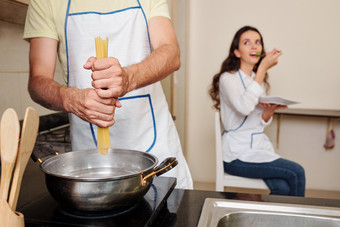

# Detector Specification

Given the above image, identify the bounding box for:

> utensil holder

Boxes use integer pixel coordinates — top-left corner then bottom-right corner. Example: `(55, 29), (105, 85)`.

(0, 199), (24, 227)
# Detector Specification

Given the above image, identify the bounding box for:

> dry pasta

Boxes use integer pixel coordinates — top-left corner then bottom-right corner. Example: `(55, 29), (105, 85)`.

(94, 37), (110, 155)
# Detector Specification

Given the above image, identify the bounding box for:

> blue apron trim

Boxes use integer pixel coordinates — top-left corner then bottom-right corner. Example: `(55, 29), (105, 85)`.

(237, 70), (246, 89)
(224, 116), (248, 134)
(136, 0), (151, 50)
(250, 132), (264, 148)
(68, 6), (141, 16)
(89, 122), (97, 146)
(224, 70), (249, 134)
(89, 94), (157, 153)
(65, 0), (72, 84)
(151, 184), (157, 211)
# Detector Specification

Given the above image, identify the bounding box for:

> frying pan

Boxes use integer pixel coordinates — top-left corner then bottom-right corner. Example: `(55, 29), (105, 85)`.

(33, 148), (177, 212)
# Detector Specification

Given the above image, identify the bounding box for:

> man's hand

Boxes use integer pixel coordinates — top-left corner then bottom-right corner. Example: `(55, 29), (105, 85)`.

(62, 87), (118, 128)
(83, 57), (130, 100)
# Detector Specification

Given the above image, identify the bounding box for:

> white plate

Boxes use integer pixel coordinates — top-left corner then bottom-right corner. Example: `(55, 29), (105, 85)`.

(259, 96), (299, 106)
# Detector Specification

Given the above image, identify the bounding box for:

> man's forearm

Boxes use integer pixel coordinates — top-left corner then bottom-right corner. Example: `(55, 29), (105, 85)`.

(28, 75), (68, 111)
(124, 43), (180, 93)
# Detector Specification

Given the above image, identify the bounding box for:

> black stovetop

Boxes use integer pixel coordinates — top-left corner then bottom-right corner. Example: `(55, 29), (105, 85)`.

(18, 177), (177, 227)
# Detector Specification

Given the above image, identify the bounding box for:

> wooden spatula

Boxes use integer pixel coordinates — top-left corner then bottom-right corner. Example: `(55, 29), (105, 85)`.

(8, 107), (39, 210)
(0, 108), (20, 202)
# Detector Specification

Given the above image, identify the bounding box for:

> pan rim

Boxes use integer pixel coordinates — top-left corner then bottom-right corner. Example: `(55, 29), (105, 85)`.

(40, 149), (158, 181)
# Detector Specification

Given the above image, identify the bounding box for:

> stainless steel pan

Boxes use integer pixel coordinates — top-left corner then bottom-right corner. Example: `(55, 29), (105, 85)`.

(35, 148), (177, 212)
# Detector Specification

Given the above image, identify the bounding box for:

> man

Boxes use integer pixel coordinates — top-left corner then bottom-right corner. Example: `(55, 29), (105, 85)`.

(24, 0), (193, 189)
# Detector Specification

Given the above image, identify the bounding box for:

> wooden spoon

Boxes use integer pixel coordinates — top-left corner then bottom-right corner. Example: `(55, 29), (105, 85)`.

(8, 107), (39, 210)
(0, 108), (20, 202)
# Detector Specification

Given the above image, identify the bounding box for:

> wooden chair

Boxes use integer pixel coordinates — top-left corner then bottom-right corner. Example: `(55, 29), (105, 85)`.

(215, 111), (269, 192)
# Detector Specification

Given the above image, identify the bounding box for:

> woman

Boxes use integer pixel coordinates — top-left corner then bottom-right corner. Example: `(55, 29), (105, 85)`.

(209, 26), (305, 196)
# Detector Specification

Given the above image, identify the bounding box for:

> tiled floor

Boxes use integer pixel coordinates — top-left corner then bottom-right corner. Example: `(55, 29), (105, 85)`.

(194, 181), (340, 200)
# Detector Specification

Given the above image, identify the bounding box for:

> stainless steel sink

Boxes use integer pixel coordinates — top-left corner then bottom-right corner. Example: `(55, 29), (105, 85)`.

(197, 198), (340, 227)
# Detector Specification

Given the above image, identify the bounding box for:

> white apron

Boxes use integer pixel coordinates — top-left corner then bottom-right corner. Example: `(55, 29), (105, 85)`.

(222, 70), (280, 163)
(65, 0), (192, 189)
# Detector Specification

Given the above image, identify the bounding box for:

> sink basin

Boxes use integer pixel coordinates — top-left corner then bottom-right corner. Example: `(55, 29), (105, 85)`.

(197, 198), (340, 227)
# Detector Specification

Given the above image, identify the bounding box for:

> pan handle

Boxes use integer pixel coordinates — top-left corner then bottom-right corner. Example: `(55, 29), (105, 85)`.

(141, 157), (178, 186)
(31, 142), (60, 164)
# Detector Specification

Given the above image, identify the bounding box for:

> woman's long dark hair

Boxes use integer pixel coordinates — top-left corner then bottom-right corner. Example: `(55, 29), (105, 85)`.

(209, 26), (270, 110)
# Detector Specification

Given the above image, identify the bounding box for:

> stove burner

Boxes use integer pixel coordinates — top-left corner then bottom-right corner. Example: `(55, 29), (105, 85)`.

(37, 125), (71, 143)
(58, 203), (140, 219)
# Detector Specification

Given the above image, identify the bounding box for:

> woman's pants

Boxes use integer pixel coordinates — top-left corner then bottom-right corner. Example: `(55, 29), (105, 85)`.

(224, 158), (305, 196)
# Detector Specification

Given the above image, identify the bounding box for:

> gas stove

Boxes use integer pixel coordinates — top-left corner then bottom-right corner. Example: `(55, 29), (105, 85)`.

(36, 124), (70, 143)
(18, 177), (177, 227)
(35, 112), (70, 144)
(33, 113), (72, 159)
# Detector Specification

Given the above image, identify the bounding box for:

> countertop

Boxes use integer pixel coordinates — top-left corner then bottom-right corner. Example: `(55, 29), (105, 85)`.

(14, 112), (340, 226)
(163, 189), (340, 227)
(16, 158), (340, 227)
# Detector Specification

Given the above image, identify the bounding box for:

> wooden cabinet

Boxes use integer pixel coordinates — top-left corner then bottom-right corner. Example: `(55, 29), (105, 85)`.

(5, 0), (29, 6)
(0, 0), (28, 25)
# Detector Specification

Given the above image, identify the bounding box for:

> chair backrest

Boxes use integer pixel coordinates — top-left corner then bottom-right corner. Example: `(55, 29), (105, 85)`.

(215, 111), (224, 190)
(214, 111), (269, 192)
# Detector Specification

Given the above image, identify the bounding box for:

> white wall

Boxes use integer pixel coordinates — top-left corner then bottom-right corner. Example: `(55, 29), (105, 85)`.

(0, 20), (64, 120)
(185, 0), (340, 191)
(266, 116), (340, 191)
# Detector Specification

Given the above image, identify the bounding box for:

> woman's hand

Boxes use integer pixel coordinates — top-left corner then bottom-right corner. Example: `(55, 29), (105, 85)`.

(259, 49), (283, 71)
(254, 49), (282, 85)
(259, 102), (288, 122)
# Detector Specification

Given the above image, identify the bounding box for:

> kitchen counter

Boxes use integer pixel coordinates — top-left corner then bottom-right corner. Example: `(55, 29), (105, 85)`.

(17, 158), (340, 227)
(14, 112), (340, 226)
(163, 189), (340, 227)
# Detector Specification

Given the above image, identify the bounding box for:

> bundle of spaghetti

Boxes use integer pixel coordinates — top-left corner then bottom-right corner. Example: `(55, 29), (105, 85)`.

(95, 37), (110, 155)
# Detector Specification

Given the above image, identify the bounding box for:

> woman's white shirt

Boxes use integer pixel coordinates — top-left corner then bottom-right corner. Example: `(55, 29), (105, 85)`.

(219, 70), (280, 163)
